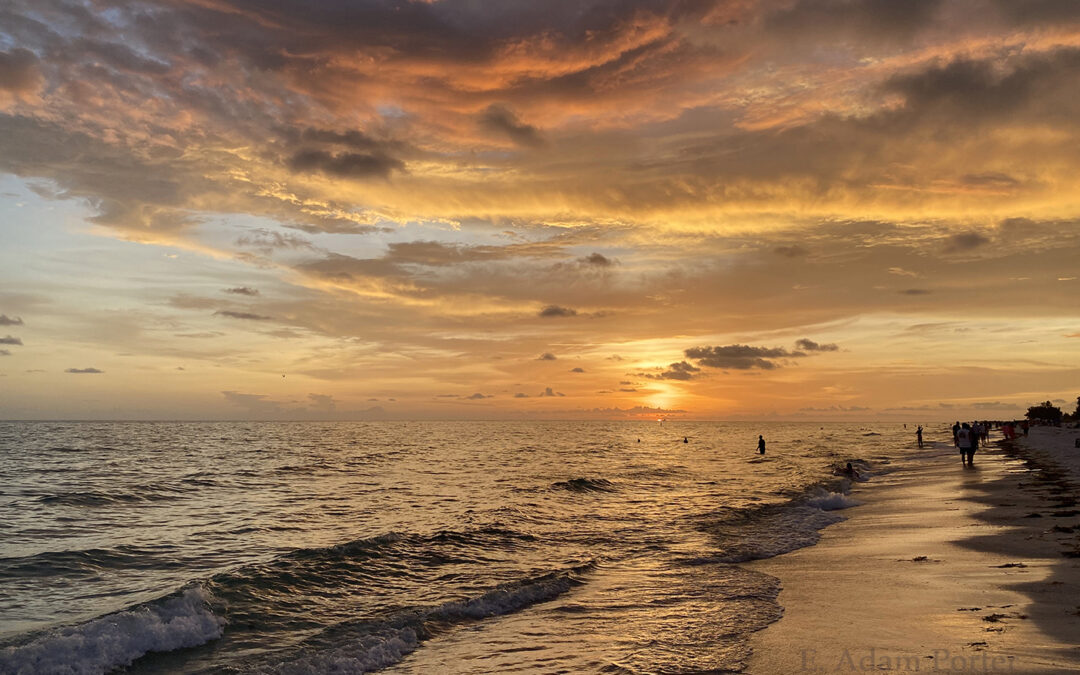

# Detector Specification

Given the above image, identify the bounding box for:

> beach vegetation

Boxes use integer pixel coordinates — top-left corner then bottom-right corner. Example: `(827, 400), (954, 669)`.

(1025, 400), (1063, 424)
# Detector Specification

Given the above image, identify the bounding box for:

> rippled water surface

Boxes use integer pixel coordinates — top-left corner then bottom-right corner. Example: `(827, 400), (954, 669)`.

(0, 421), (908, 673)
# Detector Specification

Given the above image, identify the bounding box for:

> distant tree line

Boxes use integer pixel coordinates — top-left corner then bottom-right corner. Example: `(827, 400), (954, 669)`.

(1026, 396), (1080, 424)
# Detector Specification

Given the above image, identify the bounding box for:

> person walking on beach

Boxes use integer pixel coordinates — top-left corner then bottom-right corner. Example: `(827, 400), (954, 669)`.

(967, 423), (979, 465)
(757, 435), (766, 455)
(952, 421), (961, 446)
(916, 425), (923, 448)
(957, 423), (974, 466)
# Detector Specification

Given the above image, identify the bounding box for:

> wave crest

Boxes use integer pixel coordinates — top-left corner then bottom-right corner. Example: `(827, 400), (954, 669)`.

(0, 587), (224, 675)
(265, 564), (591, 674)
(695, 479), (866, 563)
(551, 477), (616, 492)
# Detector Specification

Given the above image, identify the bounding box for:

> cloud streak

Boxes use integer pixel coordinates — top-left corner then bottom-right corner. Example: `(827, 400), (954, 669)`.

(685, 345), (800, 371)
(539, 305), (577, 318)
(214, 310), (272, 321)
(795, 339), (839, 352)
(481, 104), (545, 148)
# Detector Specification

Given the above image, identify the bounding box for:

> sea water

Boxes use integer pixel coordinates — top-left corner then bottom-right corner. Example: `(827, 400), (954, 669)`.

(0, 421), (903, 674)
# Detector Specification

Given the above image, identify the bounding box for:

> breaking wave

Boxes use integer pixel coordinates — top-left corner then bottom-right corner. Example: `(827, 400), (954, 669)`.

(264, 563), (590, 674)
(0, 587), (224, 675)
(693, 480), (864, 564)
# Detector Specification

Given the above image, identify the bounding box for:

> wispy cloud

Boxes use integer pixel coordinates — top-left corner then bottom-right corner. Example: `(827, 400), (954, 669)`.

(214, 310), (272, 321)
(539, 305), (577, 318)
(643, 361), (701, 380)
(795, 338), (839, 352)
(480, 104), (545, 148)
(685, 345), (799, 371)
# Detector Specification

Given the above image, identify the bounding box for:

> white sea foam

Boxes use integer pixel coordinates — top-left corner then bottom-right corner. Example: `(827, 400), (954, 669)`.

(0, 587), (224, 675)
(704, 485), (865, 564)
(264, 627), (420, 675)
(806, 490), (861, 511)
(433, 573), (573, 620)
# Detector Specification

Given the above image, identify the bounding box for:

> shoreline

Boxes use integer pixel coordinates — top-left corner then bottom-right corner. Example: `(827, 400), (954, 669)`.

(745, 427), (1080, 674)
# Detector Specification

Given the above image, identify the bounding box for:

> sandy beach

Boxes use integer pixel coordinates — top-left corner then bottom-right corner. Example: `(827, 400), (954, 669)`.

(747, 426), (1080, 674)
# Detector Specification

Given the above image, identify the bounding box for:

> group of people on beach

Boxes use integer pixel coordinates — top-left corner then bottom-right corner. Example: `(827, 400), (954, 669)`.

(943, 419), (1032, 466)
(911, 419), (1039, 467)
(946, 419), (1028, 465)
(952, 421), (986, 466)
(912, 420), (1022, 466)
(999, 420), (1029, 440)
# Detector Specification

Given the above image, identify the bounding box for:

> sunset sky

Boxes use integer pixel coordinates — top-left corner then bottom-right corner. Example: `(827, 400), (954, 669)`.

(1, 0), (1078, 420)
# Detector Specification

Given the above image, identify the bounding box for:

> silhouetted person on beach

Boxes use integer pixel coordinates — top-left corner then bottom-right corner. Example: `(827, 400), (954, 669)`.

(967, 423), (979, 465)
(757, 435), (766, 455)
(916, 425), (923, 448)
(957, 423), (974, 466)
(683, 436), (688, 443)
(952, 421), (961, 446)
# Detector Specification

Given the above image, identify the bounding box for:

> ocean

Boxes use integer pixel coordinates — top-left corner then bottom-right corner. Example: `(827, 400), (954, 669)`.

(0, 421), (904, 674)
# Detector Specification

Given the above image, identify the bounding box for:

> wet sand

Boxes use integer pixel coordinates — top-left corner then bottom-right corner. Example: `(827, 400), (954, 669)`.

(747, 427), (1080, 674)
